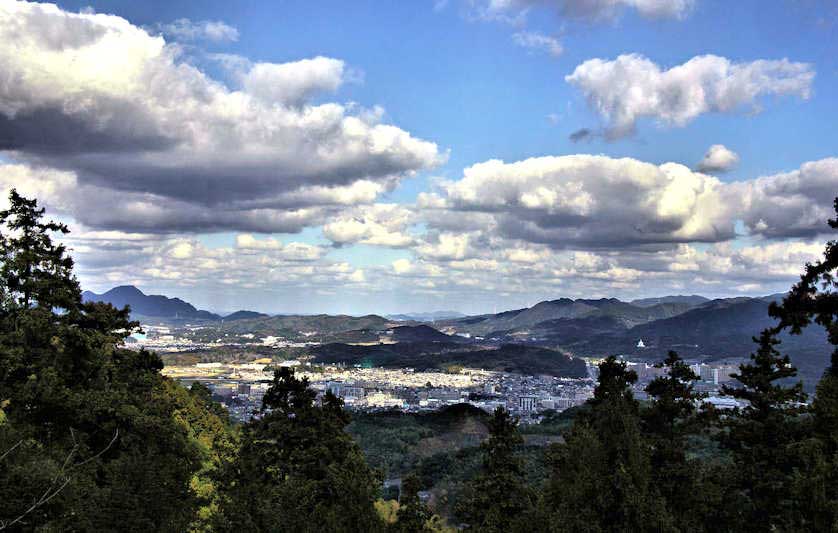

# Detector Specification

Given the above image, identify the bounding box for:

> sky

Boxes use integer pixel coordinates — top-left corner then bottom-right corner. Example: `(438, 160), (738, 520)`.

(1, 0), (837, 315)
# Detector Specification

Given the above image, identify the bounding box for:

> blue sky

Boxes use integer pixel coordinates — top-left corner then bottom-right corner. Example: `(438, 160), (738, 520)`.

(53, 0), (838, 182)
(2, 0), (837, 314)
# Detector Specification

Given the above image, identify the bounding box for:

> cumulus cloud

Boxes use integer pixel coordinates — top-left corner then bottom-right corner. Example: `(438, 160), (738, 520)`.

(566, 54), (814, 138)
(416, 233), (476, 261)
(58, 225), (364, 299)
(235, 234), (325, 261)
(422, 154), (735, 249)
(154, 18), (239, 42)
(388, 154), (838, 302)
(697, 144), (739, 173)
(0, 1), (442, 232)
(0, 163), (346, 233)
(512, 31), (563, 56)
(240, 57), (347, 106)
(322, 204), (416, 247)
(734, 158), (838, 238)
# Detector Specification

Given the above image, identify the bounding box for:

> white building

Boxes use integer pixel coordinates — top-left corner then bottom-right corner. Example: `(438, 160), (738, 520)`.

(519, 396), (538, 412)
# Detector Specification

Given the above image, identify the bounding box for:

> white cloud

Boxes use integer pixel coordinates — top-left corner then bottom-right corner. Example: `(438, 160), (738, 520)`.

(734, 158), (838, 238)
(241, 57), (346, 106)
(566, 54), (814, 137)
(416, 233), (474, 261)
(512, 31), (563, 56)
(392, 258), (414, 274)
(697, 144), (739, 173)
(0, 1), (442, 232)
(154, 18), (239, 42)
(322, 204), (415, 247)
(424, 154), (734, 248)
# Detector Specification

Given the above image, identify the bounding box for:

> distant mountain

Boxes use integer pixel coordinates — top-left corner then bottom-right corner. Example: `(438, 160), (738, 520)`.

(388, 311), (467, 321)
(82, 285), (220, 320)
(442, 297), (694, 336)
(433, 295), (831, 389)
(630, 295), (709, 308)
(223, 310), (269, 321)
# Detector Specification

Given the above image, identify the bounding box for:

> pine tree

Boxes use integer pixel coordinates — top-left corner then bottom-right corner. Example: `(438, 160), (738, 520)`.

(0, 190), (221, 531)
(542, 356), (673, 532)
(643, 351), (706, 530)
(765, 196), (838, 528)
(457, 407), (534, 533)
(391, 473), (432, 533)
(216, 367), (384, 533)
(720, 328), (807, 531)
(0, 188), (79, 311)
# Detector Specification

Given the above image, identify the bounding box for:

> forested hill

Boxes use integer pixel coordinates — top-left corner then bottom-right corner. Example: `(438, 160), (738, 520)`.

(311, 343), (588, 378)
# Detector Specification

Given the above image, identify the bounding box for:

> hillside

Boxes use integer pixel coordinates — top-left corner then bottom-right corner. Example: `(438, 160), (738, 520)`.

(427, 295), (831, 389)
(390, 324), (462, 343)
(200, 313), (393, 341)
(312, 342), (588, 377)
(525, 297), (831, 390)
(82, 285), (220, 320)
(223, 310), (269, 321)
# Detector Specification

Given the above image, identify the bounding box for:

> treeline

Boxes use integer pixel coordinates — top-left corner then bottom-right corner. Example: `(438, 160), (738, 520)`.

(1, 189), (837, 532)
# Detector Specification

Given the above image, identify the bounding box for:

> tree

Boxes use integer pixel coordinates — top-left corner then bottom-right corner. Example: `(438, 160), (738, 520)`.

(642, 351), (707, 530)
(765, 197), (838, 529)
(0, 190), (223, 531)
(719, 329), (808, 531)
(542, 356), (673, 532)
(216, 367), (384, 532)
(457, 407), (534, 533)
(391, 473), (432, 533)
(0, 189), (79, 311)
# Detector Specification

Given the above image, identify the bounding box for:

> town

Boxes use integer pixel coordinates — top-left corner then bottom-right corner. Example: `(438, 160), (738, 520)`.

(161, 356), (745, 423)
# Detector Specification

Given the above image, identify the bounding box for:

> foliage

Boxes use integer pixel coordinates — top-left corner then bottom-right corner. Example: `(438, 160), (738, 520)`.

(642, 351), (710, 531)
(4, 187), (838, 532)
(0, 190), (233, 531)
(541, 356), (673, 532)
(215, 367), (385, 532)
(763, 197), (838, 529)
(391, 473), (432, 532)
(457, 407), (535, 532)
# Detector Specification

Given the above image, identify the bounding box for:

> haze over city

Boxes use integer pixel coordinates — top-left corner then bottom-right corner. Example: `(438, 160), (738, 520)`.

(1, 0), (837, 315)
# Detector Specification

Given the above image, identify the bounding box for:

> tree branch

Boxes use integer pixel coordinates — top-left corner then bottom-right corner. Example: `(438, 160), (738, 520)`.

(0, 428), (119, 530)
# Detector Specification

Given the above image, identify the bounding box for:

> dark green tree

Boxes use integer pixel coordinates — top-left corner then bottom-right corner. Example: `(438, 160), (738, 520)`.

(391, 473), (432, 533)
(457, 407), (534, 533)
(542, 356), (673, 532)
(0, 190), (223, 531)
(765, 197), (838, 529)
(719, 329), (807, 531)
(0, 189), (79, 311)
(642, 351), (706, 530)
(216, 367), (384, 533)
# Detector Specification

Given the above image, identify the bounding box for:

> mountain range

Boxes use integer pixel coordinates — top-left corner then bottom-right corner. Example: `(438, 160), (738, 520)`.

(85, 285), (831, 389)
(439, 293), (829, 389)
